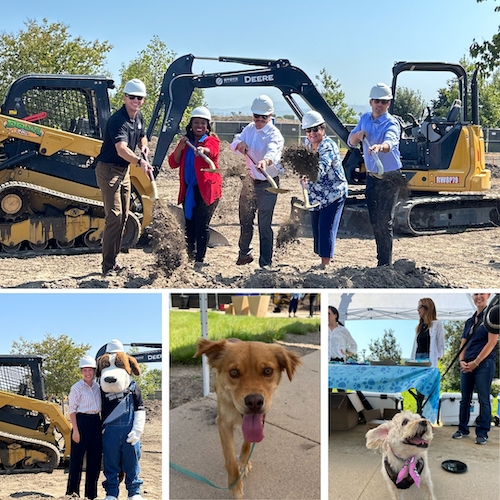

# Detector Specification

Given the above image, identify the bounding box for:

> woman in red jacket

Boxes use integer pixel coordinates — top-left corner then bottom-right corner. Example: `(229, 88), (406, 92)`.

(169, 107), (222, 263)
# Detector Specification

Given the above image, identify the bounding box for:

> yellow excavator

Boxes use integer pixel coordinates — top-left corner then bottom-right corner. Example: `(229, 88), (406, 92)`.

(0, 355), (72, 473)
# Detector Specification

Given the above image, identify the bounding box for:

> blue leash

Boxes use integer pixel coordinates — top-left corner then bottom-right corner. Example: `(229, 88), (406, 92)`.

(170, 442), (255, 490)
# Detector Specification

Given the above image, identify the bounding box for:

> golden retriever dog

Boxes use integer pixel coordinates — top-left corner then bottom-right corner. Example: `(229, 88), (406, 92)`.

(194, 338), (302, 499)
(365, 410), (435, 500)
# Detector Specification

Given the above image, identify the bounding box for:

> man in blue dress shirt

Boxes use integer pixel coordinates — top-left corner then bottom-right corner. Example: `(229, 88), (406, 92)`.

(348, 83), (403, 266)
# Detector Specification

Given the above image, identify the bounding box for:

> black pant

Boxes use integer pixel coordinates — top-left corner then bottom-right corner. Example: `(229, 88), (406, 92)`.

(365, 171), (402, 266)
(309, 293), (318, 316)
(183, 185), (219, 262)
(66, 413), (102, 499)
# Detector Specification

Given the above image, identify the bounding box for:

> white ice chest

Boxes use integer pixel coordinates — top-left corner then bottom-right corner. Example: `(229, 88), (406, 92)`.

(360, 391), (404, 411)
(440, 392), (493, 426)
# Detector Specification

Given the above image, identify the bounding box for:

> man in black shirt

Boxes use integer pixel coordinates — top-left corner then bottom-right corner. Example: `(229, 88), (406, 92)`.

(95, 78), (153, 276)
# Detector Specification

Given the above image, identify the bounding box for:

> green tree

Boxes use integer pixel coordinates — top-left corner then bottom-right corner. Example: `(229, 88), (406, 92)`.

(316, 68), (357, 124)
(431, 58), (500, 127)
(393, 86), (427, 123)
(439, 321), (464, 393)
(367, 329), (402, 363)
(470, 0), (500, 76)
(11, 334), (91, 401)
(127, 347), (162, 398)
(0, 18), (112, 101)
(113, 36), (204, 131)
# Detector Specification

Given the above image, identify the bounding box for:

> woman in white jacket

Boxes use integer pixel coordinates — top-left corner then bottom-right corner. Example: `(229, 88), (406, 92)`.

(329, 306), (357, 362)
(411, 297), (445, 414)
(411, 297), (445, 368)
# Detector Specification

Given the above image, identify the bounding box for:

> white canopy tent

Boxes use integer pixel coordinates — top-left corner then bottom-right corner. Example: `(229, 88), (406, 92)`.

(329, 292), (477, 322)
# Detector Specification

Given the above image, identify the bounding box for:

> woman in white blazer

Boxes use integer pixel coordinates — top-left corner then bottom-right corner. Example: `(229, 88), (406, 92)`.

(411, 297), (445, 414)
(411, 297), (445, 368)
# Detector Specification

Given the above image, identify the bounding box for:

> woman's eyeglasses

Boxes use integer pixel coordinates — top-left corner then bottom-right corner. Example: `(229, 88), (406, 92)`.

(306, 126), (322, 133)
(418, 305), (426, 310)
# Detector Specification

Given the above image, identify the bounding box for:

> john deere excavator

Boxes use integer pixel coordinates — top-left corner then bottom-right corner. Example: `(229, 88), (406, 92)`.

(148, 54), (499, 235)
(0, 75), (157, 253)
(0, 355), (71, 473)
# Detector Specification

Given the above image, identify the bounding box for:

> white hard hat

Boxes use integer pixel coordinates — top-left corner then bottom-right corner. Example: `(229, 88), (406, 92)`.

(79, 355), (97, 369)
(190, 106), (211, 121)
(123, 78), (147, 97)
(302, 110), (325, 129)
(106, 339), (124, 353)
(369, 83), (393, 100)
(251, 95), (274, 115)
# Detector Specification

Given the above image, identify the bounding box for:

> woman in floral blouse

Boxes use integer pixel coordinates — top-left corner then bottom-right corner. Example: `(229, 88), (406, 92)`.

(301, 110), (348, 267)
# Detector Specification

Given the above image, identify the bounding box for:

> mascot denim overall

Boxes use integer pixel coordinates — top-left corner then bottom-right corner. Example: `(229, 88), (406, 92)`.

(102, 382), (143, 497)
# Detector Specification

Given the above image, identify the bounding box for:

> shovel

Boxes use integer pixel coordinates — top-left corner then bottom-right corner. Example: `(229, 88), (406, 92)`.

(185, 140), (219, 173)
(293, 180), (320, 210)
(141, 151), (158, 200)
(245, 151), (290, 194)
(363, 137), (384, 175)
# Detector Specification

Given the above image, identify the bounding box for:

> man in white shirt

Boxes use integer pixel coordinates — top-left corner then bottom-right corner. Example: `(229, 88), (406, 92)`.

(231, 95), (284, 268)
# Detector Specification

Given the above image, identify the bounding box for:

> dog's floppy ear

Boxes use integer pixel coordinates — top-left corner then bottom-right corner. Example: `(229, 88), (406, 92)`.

(194, 338), (227, 368)
(272, 345), (302, 381)
(128, 355), (141, 376)
(365, 422), (392, 450)
(96, 354), (109, 378)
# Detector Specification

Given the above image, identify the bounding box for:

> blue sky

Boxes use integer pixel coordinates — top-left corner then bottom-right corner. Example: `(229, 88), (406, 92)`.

(1, 292), (163, 366)
(2, 0), (498, 113)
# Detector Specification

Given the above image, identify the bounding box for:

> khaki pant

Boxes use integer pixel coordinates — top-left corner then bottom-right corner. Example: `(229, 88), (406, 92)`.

(95, 161), (131, 273)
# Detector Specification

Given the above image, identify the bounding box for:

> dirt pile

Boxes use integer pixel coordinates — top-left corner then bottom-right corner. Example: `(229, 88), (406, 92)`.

(150, 200), (186, 276)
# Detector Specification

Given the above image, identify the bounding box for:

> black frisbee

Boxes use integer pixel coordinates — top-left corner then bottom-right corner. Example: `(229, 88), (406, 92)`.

(441, 460), (467, 473)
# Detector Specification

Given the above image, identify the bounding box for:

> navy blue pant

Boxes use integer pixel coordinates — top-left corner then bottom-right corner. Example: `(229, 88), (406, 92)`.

(310, 196), (346, 258)
(66, 413), (102, 499)
(459, 358), (495, 438)
(238, 176), (278, 267)
(365, 171), (402, 266)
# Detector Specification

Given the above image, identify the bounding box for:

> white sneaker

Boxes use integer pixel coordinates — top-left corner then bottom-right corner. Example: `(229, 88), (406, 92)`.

(128, 496), (147, 500)
(100, 497), (118, 500)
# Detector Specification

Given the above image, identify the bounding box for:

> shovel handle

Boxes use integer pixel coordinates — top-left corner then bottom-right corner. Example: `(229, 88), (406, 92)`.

(363, 137), (384, 175)
(141, 152), (158, 200)
(185, 140), (218, 172)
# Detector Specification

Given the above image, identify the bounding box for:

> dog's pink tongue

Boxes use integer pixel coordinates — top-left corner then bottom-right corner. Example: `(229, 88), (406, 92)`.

(412, 436), (428, 445)
(242, 414), (265, 443)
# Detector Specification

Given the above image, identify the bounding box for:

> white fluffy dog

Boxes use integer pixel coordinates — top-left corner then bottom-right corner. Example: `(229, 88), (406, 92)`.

(365, 411), (435, 500)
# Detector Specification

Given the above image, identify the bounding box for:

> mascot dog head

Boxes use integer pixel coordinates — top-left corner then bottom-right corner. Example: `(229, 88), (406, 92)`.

(97, 351), (141, 394)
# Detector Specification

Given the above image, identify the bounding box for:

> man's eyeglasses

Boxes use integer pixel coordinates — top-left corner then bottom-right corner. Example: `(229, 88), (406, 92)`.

(126, 94), (144, 101)
(372, 99), (390, 105)
(253, 114), (269, 119)
(306, 126), (322, 133)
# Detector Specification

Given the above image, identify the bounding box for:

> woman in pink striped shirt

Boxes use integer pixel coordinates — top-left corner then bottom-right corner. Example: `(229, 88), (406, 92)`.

(66, 355), (102, 499)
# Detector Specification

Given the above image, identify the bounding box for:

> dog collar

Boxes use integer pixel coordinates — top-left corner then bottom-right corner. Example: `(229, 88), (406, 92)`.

(384, 456), (424, 489)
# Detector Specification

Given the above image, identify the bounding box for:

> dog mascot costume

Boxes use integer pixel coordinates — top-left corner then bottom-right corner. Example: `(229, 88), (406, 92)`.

(97, 339), (146, 500)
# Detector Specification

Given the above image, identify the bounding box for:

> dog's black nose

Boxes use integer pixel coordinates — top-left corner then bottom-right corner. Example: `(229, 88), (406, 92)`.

(104, 376), (117, 383)
(245, 394), (264, 413)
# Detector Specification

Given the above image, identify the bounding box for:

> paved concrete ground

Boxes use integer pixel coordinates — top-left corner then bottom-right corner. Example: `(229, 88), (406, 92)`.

(329, 422), (500, 499)
(169, 350), (320, 499)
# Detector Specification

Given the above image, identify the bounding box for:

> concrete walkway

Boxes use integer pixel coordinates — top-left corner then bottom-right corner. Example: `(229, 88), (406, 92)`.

(329, 422), (500, 499)
(169, 350), (320, 500)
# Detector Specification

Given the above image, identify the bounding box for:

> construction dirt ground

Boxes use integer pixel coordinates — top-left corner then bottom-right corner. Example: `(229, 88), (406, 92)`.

(0, 142), (499, 289)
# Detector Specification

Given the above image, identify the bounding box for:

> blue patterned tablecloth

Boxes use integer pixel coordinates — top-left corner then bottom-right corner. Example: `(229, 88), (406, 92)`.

(328, 364), (441, 423)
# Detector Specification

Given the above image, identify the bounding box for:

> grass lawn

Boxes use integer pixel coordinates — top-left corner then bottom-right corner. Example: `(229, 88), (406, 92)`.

(170, 310), (320, 364)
